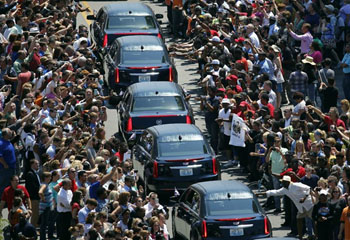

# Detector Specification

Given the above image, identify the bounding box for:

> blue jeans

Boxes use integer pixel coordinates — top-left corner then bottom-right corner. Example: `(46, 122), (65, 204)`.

(305, 217), (313, 236)
(40, 207), (54, 240)
(343, 73), (350, 100)
(271, 175), (281, 210)
(205, 118), (219, 154)
(308, 83), (316, 104)
(0, 168), (15, 198)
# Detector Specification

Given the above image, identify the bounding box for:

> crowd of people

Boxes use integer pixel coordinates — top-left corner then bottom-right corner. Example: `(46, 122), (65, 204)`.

(167, 0), (350, 239)
(0, 0), (350, 239)
(0, 0), (173, 239)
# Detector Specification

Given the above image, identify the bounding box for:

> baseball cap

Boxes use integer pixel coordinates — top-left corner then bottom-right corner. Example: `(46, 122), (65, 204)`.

(211, 59), (220, 65)
(222, 98), (230, 104)
(325, 4), (334, 12)
(210, 36), (221, 43)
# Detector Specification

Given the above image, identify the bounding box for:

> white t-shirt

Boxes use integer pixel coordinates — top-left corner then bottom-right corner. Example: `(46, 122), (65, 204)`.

(42, 79), (57, 96)
(268, 90), (277, 108)
(293, 100), (306, 119)
(218, 108), (231, 136)
(229, 114), (249, 147)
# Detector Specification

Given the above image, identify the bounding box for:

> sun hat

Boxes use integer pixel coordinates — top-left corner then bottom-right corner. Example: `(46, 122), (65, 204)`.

(302, 56), (316, 65)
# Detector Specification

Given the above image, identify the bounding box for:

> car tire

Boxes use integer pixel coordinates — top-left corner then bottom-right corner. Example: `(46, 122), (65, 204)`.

(172, 213), (182, 240)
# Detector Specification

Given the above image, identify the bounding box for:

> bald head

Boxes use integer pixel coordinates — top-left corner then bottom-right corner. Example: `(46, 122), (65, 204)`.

(2, 128), (13, 140)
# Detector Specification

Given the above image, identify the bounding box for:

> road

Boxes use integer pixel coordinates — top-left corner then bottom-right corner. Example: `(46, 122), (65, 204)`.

(76, 0), (292, 238)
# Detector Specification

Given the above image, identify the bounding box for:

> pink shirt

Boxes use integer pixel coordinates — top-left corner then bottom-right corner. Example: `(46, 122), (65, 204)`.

(308, 51), (322, 64)
(289, 31), (313, 54)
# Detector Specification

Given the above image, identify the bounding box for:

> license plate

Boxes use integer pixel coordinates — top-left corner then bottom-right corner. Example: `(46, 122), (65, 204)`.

(230, 228), (244, 236)
(139, 75), (150, 82)
(180, 168), (193, 176)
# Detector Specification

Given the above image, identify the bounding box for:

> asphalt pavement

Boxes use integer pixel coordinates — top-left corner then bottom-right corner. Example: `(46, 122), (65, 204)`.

(75, 0), (293, 238)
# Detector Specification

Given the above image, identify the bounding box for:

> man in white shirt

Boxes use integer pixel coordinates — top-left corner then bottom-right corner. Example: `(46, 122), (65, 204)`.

(143, 192), (166, 219)
(217, 98), (232, 164)
(264, 81), (277, 108)
(258, 176), (314, 240)
(292, 92), (306, 119)
(246, 24), (260, 48)
(57, 179), (73, 240)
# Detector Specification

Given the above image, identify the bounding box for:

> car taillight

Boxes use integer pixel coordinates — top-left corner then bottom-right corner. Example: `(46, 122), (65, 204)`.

(157, 33), (162, 38)
(103, 34), (108, 48)
(201, 220), (207, 238)
(169, 67), (173, 82)
(186, 115), (192, 124)
(264, 216), (270, 235)
(153, 161), (158, 178)
(126, 117), (132, 132)
(212, 157), (218, 174)
(115, 68), (120, 83)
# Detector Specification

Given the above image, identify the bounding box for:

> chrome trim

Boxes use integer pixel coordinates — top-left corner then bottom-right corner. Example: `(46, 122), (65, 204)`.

(169, 164), (202, 169)
(219, 224), (253, 229)
(129, 72), (159, 76)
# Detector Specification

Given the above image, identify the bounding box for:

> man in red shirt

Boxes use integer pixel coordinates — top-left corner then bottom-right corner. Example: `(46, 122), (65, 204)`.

(260, 93), (275, 117)
(280, 159), (306, 182)
(0, 175), (32, 217)
(54, 168), (78, 193)
(308, 105), (345, 132)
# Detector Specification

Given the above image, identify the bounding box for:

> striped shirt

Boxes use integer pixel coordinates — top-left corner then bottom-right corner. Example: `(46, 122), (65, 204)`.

(39, 183), (53, 214)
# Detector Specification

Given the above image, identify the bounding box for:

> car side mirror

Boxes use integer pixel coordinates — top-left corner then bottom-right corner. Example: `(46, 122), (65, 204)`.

(86, 15), (96, 20)
(155, 14), (163, 19)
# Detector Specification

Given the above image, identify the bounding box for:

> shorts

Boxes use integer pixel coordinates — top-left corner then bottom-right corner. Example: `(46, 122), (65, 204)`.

(276, 83), (283, 93)
(297, 206), (313, 219)
(219, 133), (231, 150)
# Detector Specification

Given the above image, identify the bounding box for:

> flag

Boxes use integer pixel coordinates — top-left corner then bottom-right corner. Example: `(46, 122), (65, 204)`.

(174, 187), (180, 197)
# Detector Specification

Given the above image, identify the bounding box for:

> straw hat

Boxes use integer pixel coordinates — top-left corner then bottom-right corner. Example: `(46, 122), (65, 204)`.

(302, 56), (316, 65)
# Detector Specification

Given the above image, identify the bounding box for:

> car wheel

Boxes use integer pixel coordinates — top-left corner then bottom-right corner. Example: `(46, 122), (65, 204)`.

(172, 213), (182, 240)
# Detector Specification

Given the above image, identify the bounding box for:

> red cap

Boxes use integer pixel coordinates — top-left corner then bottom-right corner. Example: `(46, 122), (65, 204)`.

(235, 37), (245, 43)
(226, 74), (238, 83)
